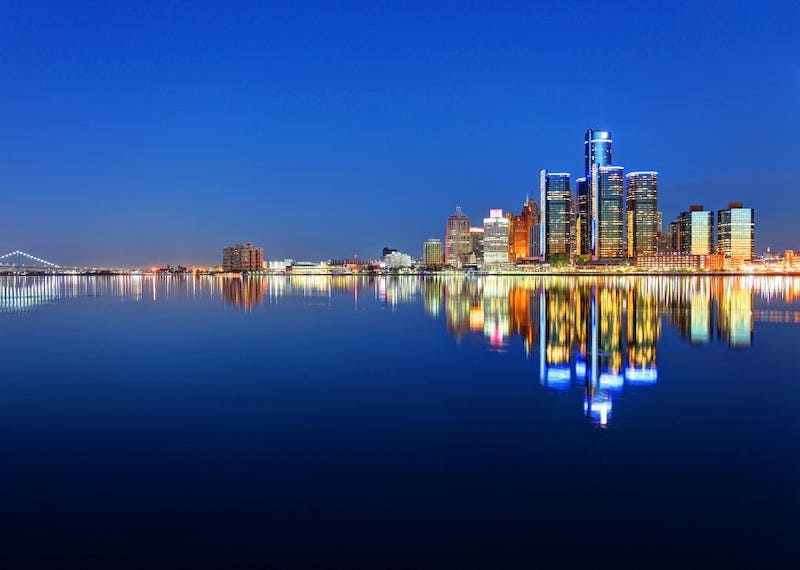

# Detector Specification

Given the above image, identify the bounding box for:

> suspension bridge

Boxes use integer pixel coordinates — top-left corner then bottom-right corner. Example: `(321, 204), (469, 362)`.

(0, 250), (60, 272)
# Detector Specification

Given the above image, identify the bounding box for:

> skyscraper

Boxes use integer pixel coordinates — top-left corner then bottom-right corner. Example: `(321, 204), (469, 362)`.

(527, 198), (541, 260)
(483, 209), (510, 266)
(585, 129), (613, 178)
(595, 166), (625, 259)
(576, 177), (589, 256)
(667, 220), (682, 253)
(539, 170), (572, 260)
(585, 129), (613, 257)
(509, 200), (537, 260)
(445, 206), (471, 267)
(469, 227), (484, 263)
(626, 171), (658, 257)
(423, 238), (444, 267)
(717, 202), (754, 264)
(688, 205), (714, 254)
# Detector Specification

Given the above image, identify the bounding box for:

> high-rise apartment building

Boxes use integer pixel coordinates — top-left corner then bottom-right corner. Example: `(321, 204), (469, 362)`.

(423, 238), (444, 267)
(539, 170), (572, 260)
(222, 243), (264, 272)
(717, 202), (754, 264)
(483, 209), (510, 266)
(445, 206), (471, 267)
(595, 166), (625, 259)
(626, 171), (658, 257)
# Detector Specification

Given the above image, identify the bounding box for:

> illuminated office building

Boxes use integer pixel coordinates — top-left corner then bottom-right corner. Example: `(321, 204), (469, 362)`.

(445, 206), (471, 267)
(539, 170), (572, 260)
(483, 209), (510, 266)
(585, 129), (613, 179)
(667, 220), (682, 253)
(222, 243), (264, 272)
(594, 166), (625, 259)
(626, 171), (658, 257)
(576, 177), (590, 256)
(688, 205), (714, 254)
(717, 202), (754, 265)
(423, 238), (444, 267)
(509, 200), (537, 260)
(469, 227), (484, 263)
(585, 129), (613, 256)
(527, 198), (541, 260)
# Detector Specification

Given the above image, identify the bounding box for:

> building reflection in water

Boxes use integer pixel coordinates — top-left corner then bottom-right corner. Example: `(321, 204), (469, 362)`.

(221, 276), (267, 311)
(2, 274), (799, 425)
(418, 275), (798, 428)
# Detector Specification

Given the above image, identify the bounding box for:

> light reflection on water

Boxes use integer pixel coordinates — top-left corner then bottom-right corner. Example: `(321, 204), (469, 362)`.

(3, 274), (799, 429)
(1, 274), (798, 566)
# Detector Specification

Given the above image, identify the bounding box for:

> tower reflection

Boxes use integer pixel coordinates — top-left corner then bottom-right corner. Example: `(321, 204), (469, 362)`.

(419, 275), (790, 427)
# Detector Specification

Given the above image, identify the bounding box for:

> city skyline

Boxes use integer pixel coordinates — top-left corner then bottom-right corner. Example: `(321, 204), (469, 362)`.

(2, 2), (798, 265)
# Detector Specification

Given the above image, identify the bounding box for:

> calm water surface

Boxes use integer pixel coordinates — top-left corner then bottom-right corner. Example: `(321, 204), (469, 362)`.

(1, 275), (798, 568)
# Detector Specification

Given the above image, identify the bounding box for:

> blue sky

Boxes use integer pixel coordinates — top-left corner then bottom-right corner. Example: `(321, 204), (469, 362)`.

(1, 0), (798, 265)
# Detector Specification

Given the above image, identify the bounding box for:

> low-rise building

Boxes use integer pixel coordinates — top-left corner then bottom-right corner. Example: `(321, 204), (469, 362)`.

(383, 251), (413, 269)
(635, 253), (724, 271)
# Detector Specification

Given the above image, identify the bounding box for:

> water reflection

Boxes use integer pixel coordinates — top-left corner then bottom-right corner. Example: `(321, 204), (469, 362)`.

(2, 274), (798, 428)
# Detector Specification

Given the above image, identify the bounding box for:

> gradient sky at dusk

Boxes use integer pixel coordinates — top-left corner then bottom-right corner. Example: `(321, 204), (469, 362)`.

(2, 1), (798, 265)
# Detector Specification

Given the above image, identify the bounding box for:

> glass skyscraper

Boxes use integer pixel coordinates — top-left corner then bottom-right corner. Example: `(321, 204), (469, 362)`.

(539, 170), (572, 260)
(717, 202), (754, 263)
(584, 129), (613, 259)
(595, 166), (625, 259)
(585, 129), (612, 178)
(625, 171), (658, 257)
(688, 206), (714, 255)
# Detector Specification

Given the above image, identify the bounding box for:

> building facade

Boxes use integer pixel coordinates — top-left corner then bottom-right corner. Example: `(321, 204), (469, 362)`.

(222, 243), (264, 272)
(383, 251), (413, 269)
(509, 200), (538, 260)
(576, 177), (589, 256)
(539, 170), (572, 260)
(635, 253), (724, 271)
(595, 166), (625, 259)
(469, 227), (484, 264)
(423, 238), (444, 267)
(527, 199), (541, 260)
(445, 206), (471, 267)
(717, 202), (754, 264)
(483, 209), (510, 266)
(585, 129), (613, 257)
(688, 206), (714, 254)
(626, 171), (659, 257)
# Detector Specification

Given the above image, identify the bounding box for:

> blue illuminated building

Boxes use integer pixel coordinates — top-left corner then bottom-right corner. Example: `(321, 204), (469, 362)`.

(584, 129), (613, 258)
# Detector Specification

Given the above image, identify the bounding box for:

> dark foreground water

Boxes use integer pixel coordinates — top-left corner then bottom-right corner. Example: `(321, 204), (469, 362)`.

(1, 275), (798, 568)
